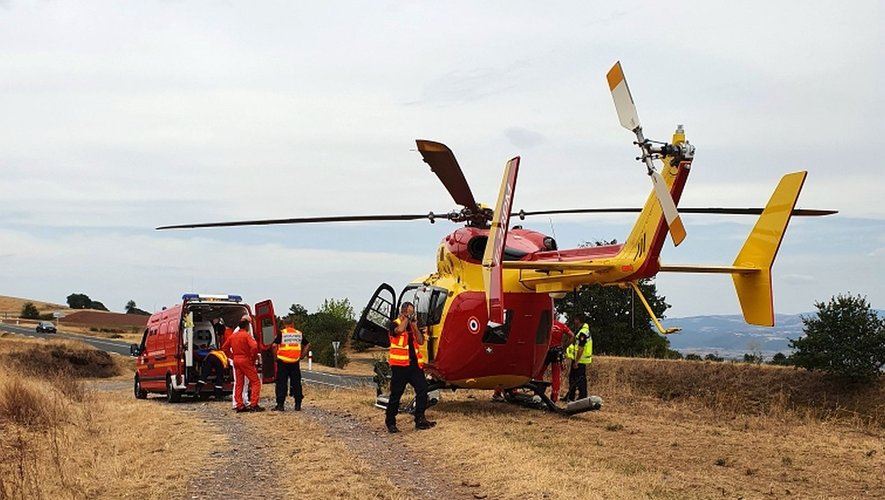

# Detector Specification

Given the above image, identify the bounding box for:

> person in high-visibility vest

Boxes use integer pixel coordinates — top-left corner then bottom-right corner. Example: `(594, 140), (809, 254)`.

(385, 301), (435, 433)
(195, 346), (229, 400)
(271, 322), (311, 411)
(565, 313), (592, 402)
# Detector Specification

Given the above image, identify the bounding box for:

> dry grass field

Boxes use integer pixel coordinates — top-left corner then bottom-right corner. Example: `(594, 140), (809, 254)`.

(0, 295), (67, 319)
(303, 357), (885, 499)
(2, 332), (883, 499)
(0, 335), (218, 500)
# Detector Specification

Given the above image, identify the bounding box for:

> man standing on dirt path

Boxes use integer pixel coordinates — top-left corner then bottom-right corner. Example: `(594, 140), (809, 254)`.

(385, 302), (435, 433)
(565, 314), (592, 402)
(222, 315), (265, 413)
(271, 321), (310, 411)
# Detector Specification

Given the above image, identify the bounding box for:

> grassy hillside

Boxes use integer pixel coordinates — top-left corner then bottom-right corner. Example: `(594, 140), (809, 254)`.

(0, 294), (68, 318)
(590, 356), (885, 427)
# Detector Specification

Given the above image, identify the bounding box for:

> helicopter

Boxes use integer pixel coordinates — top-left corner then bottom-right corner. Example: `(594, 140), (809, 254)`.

(158, 61), (834, 415)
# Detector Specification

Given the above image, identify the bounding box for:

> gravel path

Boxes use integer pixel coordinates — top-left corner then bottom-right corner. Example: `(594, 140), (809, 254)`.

(88, 380), (484, 499)
(300, 405), (482, 499)
(180, 403), (281, 500)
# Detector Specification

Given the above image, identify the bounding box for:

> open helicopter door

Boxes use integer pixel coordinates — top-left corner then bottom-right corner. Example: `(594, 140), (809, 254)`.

(253, 299), (277, 384)
(352, 283), (396, 348)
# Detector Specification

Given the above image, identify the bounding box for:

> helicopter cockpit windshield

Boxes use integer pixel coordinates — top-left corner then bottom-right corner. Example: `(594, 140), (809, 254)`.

(399, 285), (447, 329)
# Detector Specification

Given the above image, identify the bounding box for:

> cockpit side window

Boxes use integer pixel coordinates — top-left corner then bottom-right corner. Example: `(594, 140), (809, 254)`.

(399, 285), (448, 328)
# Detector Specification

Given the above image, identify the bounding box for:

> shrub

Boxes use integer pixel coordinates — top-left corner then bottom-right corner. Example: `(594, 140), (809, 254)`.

(21, 302), (40, 320)
(790, 294), (885, 381)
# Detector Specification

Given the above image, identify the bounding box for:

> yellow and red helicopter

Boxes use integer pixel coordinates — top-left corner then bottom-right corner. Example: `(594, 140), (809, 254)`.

(158, 62), (834, 415)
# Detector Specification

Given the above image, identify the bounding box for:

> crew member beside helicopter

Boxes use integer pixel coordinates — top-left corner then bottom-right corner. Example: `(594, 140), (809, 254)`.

(385, 302), (436, 433)
(565, 314), (592, 402)
(538, 318), (575, 403)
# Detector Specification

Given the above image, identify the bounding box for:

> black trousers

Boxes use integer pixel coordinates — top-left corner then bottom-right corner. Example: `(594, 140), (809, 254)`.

(275, 360), (303, 405)
(566, 363), (588, 401)
(385, 364), (428, 426)
(198, 355), (225, 388)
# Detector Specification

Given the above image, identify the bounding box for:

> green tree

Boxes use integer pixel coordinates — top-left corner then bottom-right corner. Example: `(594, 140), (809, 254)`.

(685, 353), (703, 361)
(555, 278), (674, 358)
(89, 300), (109, 311)
(124, 300), (150, 316)
(298, 298), (357, 368)
(704, 353), (724, 362)
(21, 302), (40, 319)
(742, 353), (763, 364)
(67, 293), (91, 309)
(317, 298), (355, 321)
(789, 293), (885, 381)
(769, 352), (790, 366)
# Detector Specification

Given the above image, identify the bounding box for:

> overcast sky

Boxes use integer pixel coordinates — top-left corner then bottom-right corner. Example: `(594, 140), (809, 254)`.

(1, 1), (882, 321)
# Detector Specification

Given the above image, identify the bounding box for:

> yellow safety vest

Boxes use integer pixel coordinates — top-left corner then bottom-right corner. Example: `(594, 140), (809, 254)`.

(388, 318), (424, 368)
(566, 323), (593, 364)
(208, 350), (229, 369)
(276, 327), (303, 363)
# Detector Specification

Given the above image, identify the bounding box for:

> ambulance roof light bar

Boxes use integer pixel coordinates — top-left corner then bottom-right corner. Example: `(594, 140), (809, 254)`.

(182, 293), (243, 303)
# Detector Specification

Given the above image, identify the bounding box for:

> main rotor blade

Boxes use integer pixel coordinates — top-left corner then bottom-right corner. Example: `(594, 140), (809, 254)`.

(416, 140), (479, 211)
(513, 208), (837, 217)
(607, 61), (640, 132)
(156, 213), (439, 230)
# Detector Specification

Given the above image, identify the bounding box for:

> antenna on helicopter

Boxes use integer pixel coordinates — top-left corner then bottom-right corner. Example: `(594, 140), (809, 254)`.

(607, 61), (687, 247)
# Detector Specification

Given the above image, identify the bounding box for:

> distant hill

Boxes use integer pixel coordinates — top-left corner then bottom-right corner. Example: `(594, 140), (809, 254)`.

(661, 310), (885, 360)
(0, 294), (69, 319)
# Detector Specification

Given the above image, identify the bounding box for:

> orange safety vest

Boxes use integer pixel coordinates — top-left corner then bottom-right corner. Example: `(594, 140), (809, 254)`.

(276, 327), (303, 363)
(208, 350), (229, 369)
(388, 318), (424, 368)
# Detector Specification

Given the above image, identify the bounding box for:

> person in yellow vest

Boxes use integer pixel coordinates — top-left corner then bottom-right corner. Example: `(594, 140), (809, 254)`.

(385, 301), (435, 433)
(196, 345), (229, 400)
(271, 321), (311, 411)
(565, 313), (592, 402)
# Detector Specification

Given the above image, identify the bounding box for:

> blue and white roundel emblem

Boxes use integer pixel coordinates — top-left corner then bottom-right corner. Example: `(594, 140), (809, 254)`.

(467, 316), (480, 334)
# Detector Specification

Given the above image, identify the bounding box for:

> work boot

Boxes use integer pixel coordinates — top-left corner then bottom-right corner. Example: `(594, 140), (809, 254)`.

(415, 418), (436, 430)
(294, 402), (302, 411)
(250, 405), (266, 412)
(387, 424), (400, 434)
(235, 406), (251, 413)
(271, 404), (285, 412)
(213, 387), (223, 400)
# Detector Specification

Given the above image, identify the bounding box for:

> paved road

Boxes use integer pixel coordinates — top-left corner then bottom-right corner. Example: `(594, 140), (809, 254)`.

(0, 322), (134, 355)
(0, 322), (372, 389)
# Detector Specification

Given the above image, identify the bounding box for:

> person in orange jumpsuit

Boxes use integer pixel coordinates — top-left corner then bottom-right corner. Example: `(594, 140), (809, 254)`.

(536, 319), (575, 402)
(221, 315), (264, 413)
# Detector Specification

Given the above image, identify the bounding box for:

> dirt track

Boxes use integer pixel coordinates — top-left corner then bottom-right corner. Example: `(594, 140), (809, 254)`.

(91, 381), (480, 499)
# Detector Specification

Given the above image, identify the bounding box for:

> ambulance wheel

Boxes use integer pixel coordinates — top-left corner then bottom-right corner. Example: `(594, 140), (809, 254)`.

(134, 375), (147, 400)
(166, 376), (182, 403)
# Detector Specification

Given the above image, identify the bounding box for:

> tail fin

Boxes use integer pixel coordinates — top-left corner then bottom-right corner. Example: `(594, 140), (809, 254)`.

(732, 171), (807, 326)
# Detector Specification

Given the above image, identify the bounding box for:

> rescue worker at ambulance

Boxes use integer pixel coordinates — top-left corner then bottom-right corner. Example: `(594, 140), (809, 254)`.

(195, 346), (229, 400)
(271, 321), (310, 411)
(385, 301), (436, 433)
(565, 313), (592, 402)
(536, 318), (575, 403)
(221, 315), (265, 413)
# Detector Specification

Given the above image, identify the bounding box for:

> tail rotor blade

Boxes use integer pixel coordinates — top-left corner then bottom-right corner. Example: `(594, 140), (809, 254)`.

(651, 170), (686, 246)
(607, 61), (640, 132)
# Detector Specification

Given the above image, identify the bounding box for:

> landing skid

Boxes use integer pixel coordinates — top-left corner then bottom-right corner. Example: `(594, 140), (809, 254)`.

(502, 381), (603, 415)
(374, 380), (601, 416)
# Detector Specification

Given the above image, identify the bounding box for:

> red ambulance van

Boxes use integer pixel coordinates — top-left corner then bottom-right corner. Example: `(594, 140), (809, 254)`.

(130, 294), (277, 402)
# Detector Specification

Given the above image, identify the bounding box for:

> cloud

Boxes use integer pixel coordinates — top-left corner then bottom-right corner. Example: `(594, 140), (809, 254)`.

(504, 127), (545, 149)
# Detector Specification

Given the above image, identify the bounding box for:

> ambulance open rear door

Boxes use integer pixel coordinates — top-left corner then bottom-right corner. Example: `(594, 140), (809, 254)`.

(253, 299), (277, 384)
